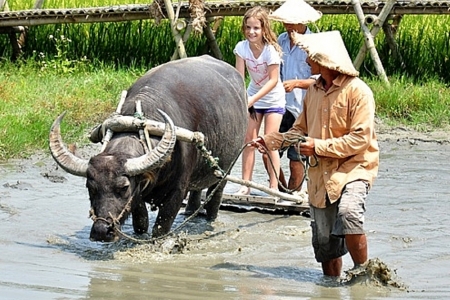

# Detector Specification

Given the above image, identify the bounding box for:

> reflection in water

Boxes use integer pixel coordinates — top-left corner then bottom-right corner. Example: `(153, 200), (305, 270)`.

(1, 140), (450, 298)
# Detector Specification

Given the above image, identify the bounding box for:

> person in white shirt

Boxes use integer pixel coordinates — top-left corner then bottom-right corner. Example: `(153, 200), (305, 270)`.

(233, 6), (286, 195)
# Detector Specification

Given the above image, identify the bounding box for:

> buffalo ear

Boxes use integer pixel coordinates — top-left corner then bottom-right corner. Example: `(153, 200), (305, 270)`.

(248, 106), (257, 121)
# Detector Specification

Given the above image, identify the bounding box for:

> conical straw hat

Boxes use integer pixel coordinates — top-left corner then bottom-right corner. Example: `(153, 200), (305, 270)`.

(269, 0), (322, 24)
(293, 30), (359, 77)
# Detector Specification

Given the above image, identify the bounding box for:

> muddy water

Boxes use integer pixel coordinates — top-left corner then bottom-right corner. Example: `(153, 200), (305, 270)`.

(1, 139), (449, 299)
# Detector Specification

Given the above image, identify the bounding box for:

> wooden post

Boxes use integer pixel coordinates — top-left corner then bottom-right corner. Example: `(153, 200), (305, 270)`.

(0, 0), (9, 11)
(383, 15), (405, 70)
(33, 0), (44, 8)
(164, 0), (188, 59)
(351, 0), (389, 84)
(203, 17), (223, 60)
(1, 0), (45, 61)
(171, 18), (193, 60)
(1, 0), (21, 61)
(353, 0), (396, 70)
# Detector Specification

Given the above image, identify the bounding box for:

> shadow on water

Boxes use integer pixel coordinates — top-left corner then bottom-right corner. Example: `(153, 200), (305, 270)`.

(212, 262), (323, 283)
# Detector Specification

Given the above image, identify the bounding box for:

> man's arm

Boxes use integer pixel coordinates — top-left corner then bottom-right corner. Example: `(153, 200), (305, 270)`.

(283, 78), (316, 92)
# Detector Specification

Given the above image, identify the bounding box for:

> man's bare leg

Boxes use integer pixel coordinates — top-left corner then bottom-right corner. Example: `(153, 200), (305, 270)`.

(289, 160), (305, 191)
(322, 257), (342, 277)
(345, 234), (368, 266)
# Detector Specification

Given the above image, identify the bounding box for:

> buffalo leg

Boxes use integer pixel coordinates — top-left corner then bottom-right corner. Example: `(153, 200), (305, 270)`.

(204, 181), (226, 220)
(132, 201), (149, 234)
(152, 190), (185, 237)
(185, 190), (201, 215)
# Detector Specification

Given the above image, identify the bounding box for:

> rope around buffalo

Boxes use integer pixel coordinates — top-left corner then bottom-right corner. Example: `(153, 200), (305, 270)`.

(92, 99), (314, 243)
(109, 132), (315, 244)
(105, 141), (245, 244)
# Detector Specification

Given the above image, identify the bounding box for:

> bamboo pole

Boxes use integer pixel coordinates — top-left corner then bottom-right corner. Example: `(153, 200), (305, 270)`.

(351, 0), (389, 84)
(353, 0), (396, 70)
(163, 0), (187, 59)
(33, 0), (44, 9)
(101, 90), (127, 152)
(0, 0), (9, 11)
(203, 17), (223, 60)
(224, 175), (306, 203)
(171, 18), (193, 60)
(383, 15), (405, 70)
(1, 3), (450, 28)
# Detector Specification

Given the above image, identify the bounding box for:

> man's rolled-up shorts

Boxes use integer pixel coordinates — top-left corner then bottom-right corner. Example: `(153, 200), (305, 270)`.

(310, 180), (369, 263)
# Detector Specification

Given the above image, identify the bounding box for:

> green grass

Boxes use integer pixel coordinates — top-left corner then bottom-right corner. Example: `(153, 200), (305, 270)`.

(1, 4), (449, 82)
(1, 59), (449, 161)
(367, 76), (450, 128)
(1, 1), (450, 160)
(0, 61), (142, 159)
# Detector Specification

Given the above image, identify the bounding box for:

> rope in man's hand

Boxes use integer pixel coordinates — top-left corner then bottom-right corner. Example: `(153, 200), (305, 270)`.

(247, 133), (318, 194)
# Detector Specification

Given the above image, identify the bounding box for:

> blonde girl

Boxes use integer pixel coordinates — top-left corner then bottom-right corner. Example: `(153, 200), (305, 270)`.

(233, 6), (286, 195)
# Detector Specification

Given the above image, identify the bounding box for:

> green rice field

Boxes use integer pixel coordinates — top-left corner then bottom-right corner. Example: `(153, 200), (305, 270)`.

(1, 0), (449, 82)
(1, 0), (449, 160)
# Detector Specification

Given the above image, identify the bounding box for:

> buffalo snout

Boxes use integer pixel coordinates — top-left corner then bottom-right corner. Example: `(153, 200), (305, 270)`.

(90, 219), (119, 242)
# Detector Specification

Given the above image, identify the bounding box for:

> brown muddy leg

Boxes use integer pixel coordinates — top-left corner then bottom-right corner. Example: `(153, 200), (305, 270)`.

(185, 190), (201, 215)
(132, 200), (149, 234)
(345, 234), (368, 266)
(204, 181), (226, 220)
(322, 257), (342, 277)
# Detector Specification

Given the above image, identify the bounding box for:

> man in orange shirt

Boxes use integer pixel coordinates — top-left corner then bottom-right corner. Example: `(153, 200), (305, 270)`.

(251, 31), (379, 277)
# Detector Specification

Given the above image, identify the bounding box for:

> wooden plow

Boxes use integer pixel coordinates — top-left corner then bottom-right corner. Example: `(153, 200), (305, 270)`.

(89, 92), (310, 213)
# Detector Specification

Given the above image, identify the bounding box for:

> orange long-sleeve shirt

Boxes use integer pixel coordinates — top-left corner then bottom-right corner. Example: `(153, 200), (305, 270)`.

(263, 74), (379, 208)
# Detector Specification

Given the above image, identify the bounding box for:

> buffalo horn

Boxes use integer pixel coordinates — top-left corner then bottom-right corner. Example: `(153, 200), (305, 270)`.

(49, 112), (89, 177)
(124, 109), (176, 176)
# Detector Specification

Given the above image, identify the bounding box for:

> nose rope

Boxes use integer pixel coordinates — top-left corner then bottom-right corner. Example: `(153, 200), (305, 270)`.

(90, 142), (246, 244)
(88, 133), (317, 244)
(89, 195), (134, 230)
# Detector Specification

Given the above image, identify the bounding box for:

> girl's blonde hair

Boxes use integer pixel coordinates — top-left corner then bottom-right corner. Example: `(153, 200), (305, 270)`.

(241, 6), (283, 57)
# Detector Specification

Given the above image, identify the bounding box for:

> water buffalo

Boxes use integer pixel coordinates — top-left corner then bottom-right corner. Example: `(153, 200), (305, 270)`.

(49, 55), (247, 242)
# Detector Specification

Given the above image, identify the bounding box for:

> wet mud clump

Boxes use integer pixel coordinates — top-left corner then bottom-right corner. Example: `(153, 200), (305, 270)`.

(47, 232), (194, 262)
(342, 257), (407, 290)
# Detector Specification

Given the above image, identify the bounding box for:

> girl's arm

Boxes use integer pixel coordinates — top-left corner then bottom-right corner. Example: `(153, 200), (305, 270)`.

(235, 55), (246, 79)
(247, 64), (279, 108)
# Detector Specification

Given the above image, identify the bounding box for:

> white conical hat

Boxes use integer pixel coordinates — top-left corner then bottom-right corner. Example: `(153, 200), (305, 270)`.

(293, 30), (359, 77)
(269, 0), (322, 24)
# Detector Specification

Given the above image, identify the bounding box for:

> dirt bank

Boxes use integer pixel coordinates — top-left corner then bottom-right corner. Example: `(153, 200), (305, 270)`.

(375, 119), (450, 144)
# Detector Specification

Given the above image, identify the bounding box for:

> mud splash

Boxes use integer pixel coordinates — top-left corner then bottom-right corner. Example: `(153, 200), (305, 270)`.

(342, 258), (407, 290)
(46, 231), (194, 261)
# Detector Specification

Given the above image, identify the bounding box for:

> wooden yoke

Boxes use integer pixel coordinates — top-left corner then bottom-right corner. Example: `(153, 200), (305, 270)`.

(0, 0), (44, 61)
(351, 0), (390, 84)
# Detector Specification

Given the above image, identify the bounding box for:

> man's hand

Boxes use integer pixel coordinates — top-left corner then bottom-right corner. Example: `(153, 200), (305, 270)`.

(283, 80), (297, 93)
(247, 137), (267, 154)
(298, 137), (315, 156)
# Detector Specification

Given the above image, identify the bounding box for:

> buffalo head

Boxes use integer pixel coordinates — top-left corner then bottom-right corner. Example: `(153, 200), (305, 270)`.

(49, 110), (176, 242)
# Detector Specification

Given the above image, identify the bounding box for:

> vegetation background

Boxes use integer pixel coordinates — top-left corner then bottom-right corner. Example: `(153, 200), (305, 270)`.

(1, 0), (449, 160)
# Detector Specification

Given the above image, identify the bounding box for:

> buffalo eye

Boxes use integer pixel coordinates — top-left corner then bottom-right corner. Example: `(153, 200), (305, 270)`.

(116, 176), (130, 195)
